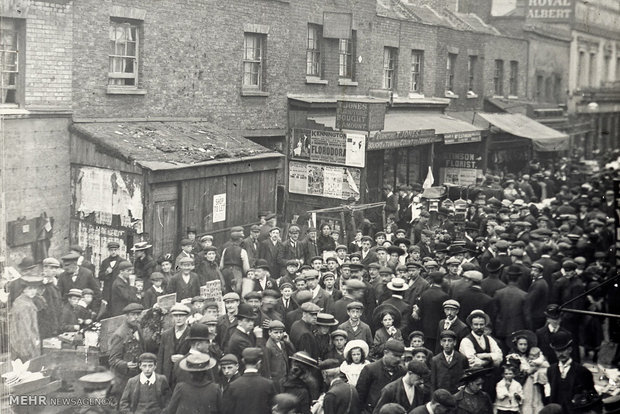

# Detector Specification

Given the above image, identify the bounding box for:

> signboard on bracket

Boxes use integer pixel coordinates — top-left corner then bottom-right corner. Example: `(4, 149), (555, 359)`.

(336, 101), (386, 131)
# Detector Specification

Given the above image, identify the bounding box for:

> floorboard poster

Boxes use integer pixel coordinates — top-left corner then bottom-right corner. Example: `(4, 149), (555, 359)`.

(288, 161), (361, 200)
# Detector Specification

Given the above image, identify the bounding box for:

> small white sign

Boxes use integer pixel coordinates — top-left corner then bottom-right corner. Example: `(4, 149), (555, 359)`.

(213, 193), (226, 223)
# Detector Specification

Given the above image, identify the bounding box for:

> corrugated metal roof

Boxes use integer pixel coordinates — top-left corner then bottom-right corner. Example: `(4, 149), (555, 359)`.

(70, 121), (281, 170)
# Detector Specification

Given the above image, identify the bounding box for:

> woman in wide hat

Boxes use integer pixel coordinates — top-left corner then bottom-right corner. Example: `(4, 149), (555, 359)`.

(371, 303), (404, 359)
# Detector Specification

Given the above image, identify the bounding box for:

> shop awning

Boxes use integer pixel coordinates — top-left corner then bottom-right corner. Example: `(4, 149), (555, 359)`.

(476, 113), (569, 152)
(310, 112), (481, 134)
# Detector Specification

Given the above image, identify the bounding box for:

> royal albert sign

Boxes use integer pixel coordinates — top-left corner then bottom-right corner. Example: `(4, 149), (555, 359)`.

(526, 0), (574, 22)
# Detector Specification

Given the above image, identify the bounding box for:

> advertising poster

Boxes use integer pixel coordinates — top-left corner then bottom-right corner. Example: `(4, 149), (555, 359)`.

(213, 193), (226, 223)
(345, 133), (366, 167)
(290, 129), (366, 168)
(288, 161), (361, 200)
(201, 281), (224, 314)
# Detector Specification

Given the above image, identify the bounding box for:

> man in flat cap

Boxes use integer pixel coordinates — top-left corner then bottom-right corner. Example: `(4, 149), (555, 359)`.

(166, 256), (201, 301)
(157, 304), (191, 382)
(319, 358), (361, 413)
(58, 252), (101, 305)
(109, 261), (141, 317)
(258, 226), (284, 278)
(223, 348), (277, 414)
(435, 300), (469, 354)
(493, 266), (527, 345)
(221, 228), (251, 294)
(278, 225), (305, 273)
(374, 360), (431, 413)
(40, 257), (63, 339)
(412, 389), (456, 414)
(241, 224), (261, 268)
(119, 352), (171, 413)
(305, 269), (334, 314)
(290, 302), (321, 360)
(356, 339), (407, 413)
(430, 330), (469, 393)
(338, 301), (373, 345)
(109, 303), (145, 400)
(99, 241), (123, 304)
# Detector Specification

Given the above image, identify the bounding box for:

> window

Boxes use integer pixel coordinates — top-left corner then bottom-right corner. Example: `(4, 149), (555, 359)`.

(494, 60), (504, 96)
(536, 75), (543, 101)
(545, 77), (552, 101)
(578, 51), (586, 87)
(0, 19), (20, 105)
(339, 38), (352, 78)
(468, 56), (477, 92)
(410, 50), (423, 93)
(109, 20), (139, 87)
(306, 25), (321, 77)
(446, 54), (457, 92)
(616, 57), (620, 81)
(554, 75), (562, 103)
(243, 33), (265, 90)
(509, 61), (518, 96)
(589, 52), (596, 86)
(383, 47), (397, 90)
(602, 55), (611, 83)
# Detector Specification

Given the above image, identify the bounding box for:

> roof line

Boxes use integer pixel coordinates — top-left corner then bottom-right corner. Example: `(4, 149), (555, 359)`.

(138, 152), (284, 172)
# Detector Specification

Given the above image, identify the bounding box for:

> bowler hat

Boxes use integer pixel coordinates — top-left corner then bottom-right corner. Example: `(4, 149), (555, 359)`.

(544, 304), (562, 319)
(387, 246), (405, 256)
(485, 258), (504, 273)
(236, 303), (257, 320)
(506, 265), (523, 276)
(550, 331), (573, 350)
(186, 323), (211, 341)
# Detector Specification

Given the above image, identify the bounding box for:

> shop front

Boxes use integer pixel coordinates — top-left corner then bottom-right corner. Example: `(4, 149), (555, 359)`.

(476, 112), (569, 174)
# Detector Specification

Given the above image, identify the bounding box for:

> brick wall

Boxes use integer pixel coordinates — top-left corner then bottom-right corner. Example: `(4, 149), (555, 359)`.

(24, 0), (73, 109)
(0, 117), (71, 264)
(72, 0), (291, 131)
(527, 35), (570, 103)
(483, 35), (529, 99)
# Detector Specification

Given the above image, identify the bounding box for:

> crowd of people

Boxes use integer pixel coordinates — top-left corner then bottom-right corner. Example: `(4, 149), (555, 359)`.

(3, 161), (619, 414)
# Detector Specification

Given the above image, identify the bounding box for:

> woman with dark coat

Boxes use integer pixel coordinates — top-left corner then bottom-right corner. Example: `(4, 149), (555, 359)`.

(317, 223), (336, 255)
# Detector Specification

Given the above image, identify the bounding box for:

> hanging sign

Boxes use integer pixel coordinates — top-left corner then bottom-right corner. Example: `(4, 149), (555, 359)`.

(444, 131), (481, 145)
(336, 101), (386, 131)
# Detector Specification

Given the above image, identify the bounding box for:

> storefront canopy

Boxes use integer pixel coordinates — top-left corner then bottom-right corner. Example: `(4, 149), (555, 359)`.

(310, 112), (482, 136)
(477, 113), (569, 152)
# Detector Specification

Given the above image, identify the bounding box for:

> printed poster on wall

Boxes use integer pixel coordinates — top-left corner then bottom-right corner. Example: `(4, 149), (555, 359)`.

(288, 161), (361, 200)
(201, 280), (224, 314)
(213, 193), (226, 223)
(440, 168), (483, 186)
(290, 129), (366, 168)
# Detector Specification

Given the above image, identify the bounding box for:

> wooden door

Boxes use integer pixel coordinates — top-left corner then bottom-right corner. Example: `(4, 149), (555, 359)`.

(151, 184), (178, 258)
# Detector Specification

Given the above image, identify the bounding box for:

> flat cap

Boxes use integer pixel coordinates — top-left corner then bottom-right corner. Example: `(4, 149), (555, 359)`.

(123, 303), (144, 314)
(61, 251), (81, 261)
(318, 358), (341, 371)
(241, 347), (263, 363)
(180, 238), (193, 246)
(288, 225), (300, 233)
(268, 320), (286, 330)
(440, 330), (458, 340)
(300, 302), (322, 313)
(346, 301), (364, 310)
(330, 329), (348, 339)
(170, 304), (191, 315)
(433, 389), (456, 407)
(442, 299), (460, 309)
(407, 360), (430, 376)
(222, 292), (241, 301)
(107, 241), (120, 249)
(262, 289), (281, 299)
(149, 272), (165, 281)
(178, 256), (194, 265)
(220, 354), (239, 365)
(43, 257), (61, 267)
(462, 270), (483, 282)
(82, 288), (94, 296)
(200, 234), (214, 242)
(139, 353), (157, 363)
(67, 288), (83, 298)
(384, 339), (405, 355)
(117, 260), (133, 271)
(304, 269), (320, 280)
(244, 291), (262, 301)
(345, 279), (366, 290)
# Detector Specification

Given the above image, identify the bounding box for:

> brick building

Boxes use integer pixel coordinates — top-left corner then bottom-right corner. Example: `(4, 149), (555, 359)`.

(0, 0), (73, 265)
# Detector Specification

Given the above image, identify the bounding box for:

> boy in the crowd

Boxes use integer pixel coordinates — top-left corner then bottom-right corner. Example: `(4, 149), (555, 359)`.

(119, 352), (171, 413)
(263, 320), (295, 385)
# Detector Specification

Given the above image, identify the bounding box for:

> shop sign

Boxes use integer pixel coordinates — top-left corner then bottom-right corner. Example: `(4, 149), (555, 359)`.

(444, 131), (481, 145)
(526, 0), (573, 22)
(291, 129), (365, 167)
(440, 168), (483, 186)
(368, 129), (437, 150)
(442, 152), (481, 169)
(336, 101), (386, 131)
(213, 193), (226, 223)
(288, 161), (361, 201)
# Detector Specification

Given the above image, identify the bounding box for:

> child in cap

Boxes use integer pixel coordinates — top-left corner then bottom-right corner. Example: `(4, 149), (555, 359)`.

(322, 272), (342, 301)
(263, 320), (295, 385)
(187, 296), (206, 324)
(218, 354), (240, 393)
(142, 272), (166, 309)
(60, 289), (85, 332)
(119, 352), (171, 413)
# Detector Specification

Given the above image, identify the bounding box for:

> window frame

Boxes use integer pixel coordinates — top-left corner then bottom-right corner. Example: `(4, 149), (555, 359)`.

(339, 37), (352, 79)
(410, 50), (423, 93)
(243, 32), (266, 91)
(509, 60), (519, 96)
(306, 24), (322, 78)
(382, 47), (397, 90)
(588, 52), (596, 87)
(446, 53), (457, 93)
(536, 74), (544, 102)
(467, 55), (477, 92)
(0, 18), (23, 107)
(494, 59), (504, 96)
(108, 19), (140, 88)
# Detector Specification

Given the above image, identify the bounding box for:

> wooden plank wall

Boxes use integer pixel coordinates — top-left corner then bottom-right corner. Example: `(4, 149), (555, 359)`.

(178, 169), (277, 246)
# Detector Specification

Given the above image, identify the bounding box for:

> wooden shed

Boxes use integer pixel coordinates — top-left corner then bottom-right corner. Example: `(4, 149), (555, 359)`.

(69, 120), (282, 267)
